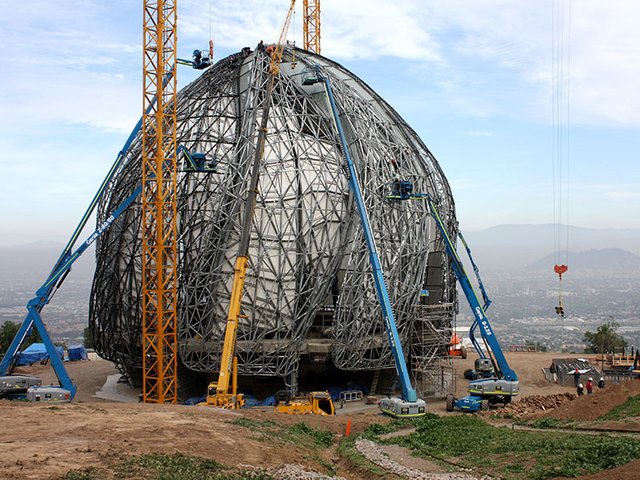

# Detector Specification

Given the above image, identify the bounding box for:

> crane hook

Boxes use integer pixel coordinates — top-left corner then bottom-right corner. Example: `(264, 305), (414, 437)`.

(554, 264), (567, 318)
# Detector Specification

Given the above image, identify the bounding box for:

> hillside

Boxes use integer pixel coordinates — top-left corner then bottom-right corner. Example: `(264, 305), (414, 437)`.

(527, 248), (640, 272)
(462, 224), (640, 270)
(1, 354), (639, 480)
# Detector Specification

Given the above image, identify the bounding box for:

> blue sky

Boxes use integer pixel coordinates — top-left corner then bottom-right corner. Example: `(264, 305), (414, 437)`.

(1, 0), (639, 246)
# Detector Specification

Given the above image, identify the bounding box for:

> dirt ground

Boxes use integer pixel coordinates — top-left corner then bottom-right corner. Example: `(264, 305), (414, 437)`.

(1, 352), (639, 479)
(544, 378), (640, 422)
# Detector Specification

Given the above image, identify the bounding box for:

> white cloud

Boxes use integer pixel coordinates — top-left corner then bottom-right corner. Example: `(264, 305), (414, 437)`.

(425, 1), (640, 127)
(467, 130), (497, 138)
(1, 0), (639, 242)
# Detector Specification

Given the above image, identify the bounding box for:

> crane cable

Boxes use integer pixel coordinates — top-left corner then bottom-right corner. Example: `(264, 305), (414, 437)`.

(552, 0), (572, 318)
(291, 2), (298, 67)
(209, 0), (214, 59)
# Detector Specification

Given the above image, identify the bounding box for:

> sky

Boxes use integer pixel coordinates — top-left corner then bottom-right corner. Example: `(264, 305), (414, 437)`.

(0, 0), (639, 247)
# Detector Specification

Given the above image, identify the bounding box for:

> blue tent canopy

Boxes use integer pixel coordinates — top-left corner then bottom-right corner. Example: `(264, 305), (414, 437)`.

(17, 343), (64, 366)
(68, 344), (88, 361)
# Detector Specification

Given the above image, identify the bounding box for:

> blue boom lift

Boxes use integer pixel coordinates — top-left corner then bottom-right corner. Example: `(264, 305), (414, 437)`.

(0, 143), (210, 402)
(0, 62), (215, 401)
(0, 69), (178, 401)
(304, 66), (426, 418)
(0, 118), (145, 401)
(425, 201), (519, 412)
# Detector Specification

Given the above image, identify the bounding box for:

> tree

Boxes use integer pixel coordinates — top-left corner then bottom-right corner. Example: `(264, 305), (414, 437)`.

(0, 321), (42, 358)
(0, 321), (20, 357)
(583, 321), (627, 354)
(83, 327), (95, 349)
(525, 340), (548, 352)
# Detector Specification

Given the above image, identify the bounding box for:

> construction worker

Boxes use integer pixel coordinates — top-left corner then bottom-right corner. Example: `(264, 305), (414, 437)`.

(573, 368), (581, 387)
(193, 49), (203, 66)
(586, 377), (594, 395)
(598, 377), (605, 389)
(577, 383), (584, 396)
(191, 49), (212, 70)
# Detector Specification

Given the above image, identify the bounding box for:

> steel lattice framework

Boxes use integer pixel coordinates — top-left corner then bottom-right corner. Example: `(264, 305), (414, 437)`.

(90, 47), (458, 396)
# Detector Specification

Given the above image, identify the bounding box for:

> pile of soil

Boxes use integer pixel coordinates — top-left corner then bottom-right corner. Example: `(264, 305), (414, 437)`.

(497, 393), (576, 418)
(545, 379), (640, 422)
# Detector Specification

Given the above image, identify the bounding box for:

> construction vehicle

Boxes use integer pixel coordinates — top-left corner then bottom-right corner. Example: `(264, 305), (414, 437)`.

(0, 110), (152, 402)
(420, 201), (518, 413)
(0, 59), (186, 401)
(303, 65), (426, 418)
(202, 1), (302, 411)
(274, 390), (335, 416)
(0, 184), (142, 403)
(0, 375), (42, 400)
(449, 334), (467, 359)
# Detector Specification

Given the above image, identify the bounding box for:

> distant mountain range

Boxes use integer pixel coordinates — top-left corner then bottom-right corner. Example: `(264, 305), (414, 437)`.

(462, 224), (640, 271)
(526, 248), (640, 272)
(0, 224), (638, 281)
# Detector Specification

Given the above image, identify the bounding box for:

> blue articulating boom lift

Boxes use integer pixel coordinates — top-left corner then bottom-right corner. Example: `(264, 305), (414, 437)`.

(0, 68), (176, 401)
(304, 66), (426, 418)
(0, 141), (211, 402)
(425, 201), (519, 413)
(0, 68), (215, 401)
(0, 116), (146, 401)
(372, 114), (518, 412)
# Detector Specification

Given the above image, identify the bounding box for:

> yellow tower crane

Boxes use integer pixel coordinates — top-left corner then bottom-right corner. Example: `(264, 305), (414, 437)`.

(303, 0), (321, 54)
(203, 0), (297, 409)
(141, 0), (179, 403)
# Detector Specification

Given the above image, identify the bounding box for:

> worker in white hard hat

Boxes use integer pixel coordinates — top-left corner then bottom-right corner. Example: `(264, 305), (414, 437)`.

(586, 377), (594, 395)
(598, 377), (605, 389)
(577, 383), (584, 396)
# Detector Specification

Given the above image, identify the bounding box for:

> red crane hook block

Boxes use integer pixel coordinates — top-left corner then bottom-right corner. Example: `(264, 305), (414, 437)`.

(554, 264), (568, 278)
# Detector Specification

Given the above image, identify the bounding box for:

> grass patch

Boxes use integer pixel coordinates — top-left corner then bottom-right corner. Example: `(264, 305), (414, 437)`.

(63, 469), (100, 480)
(600, 393), (640, 421)
(524, 417), (566, 429)
(231, 418), (334, 449)
(376, 415), (640, 480)
(113, 453), (273, 479)
(287, 422), (334, 447)
(230, 418), (277, 429)
(362, 415), (423, 438)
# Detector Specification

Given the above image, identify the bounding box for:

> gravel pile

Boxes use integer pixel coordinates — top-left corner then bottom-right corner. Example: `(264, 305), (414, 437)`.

(498, 393), (576, 418)
(355, 439), (490, 480)
(266, 464), (346, 480)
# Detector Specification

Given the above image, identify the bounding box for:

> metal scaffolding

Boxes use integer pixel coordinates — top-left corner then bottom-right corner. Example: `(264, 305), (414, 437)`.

(410, 303), (456, 398)
(89, 47), (458, 395)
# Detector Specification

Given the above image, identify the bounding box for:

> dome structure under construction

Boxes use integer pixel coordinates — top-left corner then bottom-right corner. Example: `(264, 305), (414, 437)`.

(89, 46), (458, 396)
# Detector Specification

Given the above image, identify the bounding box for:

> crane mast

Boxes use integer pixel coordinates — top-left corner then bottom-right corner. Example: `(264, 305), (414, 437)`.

(303, 0), (321, 54)
(141, 0), (179, 403)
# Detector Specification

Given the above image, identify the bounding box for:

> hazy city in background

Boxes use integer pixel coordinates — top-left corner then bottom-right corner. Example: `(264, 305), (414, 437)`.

(1, 223), (638, 353)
